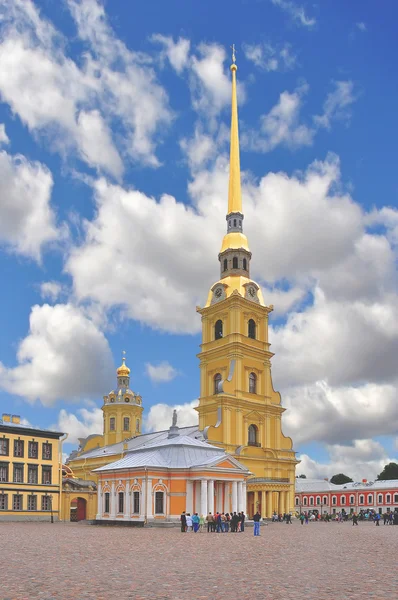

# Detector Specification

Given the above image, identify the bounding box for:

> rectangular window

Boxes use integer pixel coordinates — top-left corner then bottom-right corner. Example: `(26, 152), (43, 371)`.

(323, 497), (327, 505)
(0, 463), (8, 482)
(13, 464), (24, 483)
(14, 439), (24, 458)
(350, 496), (354, 504)
(0, 438), (9, 456)
(118, 492), (124, 513)
(0, 493), (8, 510)
(104, 492), (110, 513)
(13, 495), (22, 511)
(133, 491), (140, 514)
(41, 495), (52, 511)
(28, 465), (38, 484)
(42, 466), (52, 484)
(42, 443), (52, 460)
(341, 497), (345, 505)
(155, 491), (164, 514)
(28, 441), (38, 459)
(109, 418), (115, 431)
(316, 497), (320, 505)
(28, 495), (37, 511)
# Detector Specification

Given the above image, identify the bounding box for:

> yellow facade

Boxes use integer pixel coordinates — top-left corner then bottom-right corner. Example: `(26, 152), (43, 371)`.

(0, 416), (64, 521)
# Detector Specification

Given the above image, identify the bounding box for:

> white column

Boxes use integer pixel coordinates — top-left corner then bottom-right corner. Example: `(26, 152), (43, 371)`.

(194, 481), (201, 514)
(207, 480), (214, 513)
(242, 482), (247, 514)
(96, 481), (102, 519)
(124, 486), (130, 520)
(232, 481), (238, 513)
(186, 480), (193, 514)
(109, 481), (116, 519)
(237, 481), (243, 511)
(225, 482), (231, 513)
(140, 485), (146, 520)
(216, 482), (223, 512)
(201, 479), (208, 516)
(146, 478), (153, 519)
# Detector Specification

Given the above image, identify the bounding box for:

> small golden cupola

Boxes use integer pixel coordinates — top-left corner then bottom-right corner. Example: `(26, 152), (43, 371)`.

(102, 352), (143, 445)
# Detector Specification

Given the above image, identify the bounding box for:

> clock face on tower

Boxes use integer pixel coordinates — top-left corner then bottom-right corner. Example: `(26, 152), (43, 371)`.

(211, 286), (225, 304)
(248, 286), (256, 297)
(215, 287), (223, 298)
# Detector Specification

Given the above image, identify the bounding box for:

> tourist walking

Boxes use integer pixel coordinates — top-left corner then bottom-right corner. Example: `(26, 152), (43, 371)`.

(240, 512), (245, 532)
(299, 513), (305, 525)
(286, 513), (292, 524)
(180, 511), (187, 532)
(253, 511), (261, 536)
(352, 513), (358, 526)
(186, 513), (193, 532)
(192, 513), (200, 532)
(199, 514), (205, 532)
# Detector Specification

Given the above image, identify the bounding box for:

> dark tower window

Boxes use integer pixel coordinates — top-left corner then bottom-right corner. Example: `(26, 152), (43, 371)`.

(136, 419), (140, 433)
(118, 492), (124, 513)
(233, 219), (237, 227)
(248, 424), (258, 446)
(215, 319), (223, 340)
(248, 319), (256, 339)
(223, 258), (228, 272)
(123, 417), (130, 431)
(110, 417), (116, 431)
(214, 373), (222, 394)
(249, 372), (257, 394)
(155, 491), (164, 514)
(243, 258), (247, 271)
(232, 257), (238, 269)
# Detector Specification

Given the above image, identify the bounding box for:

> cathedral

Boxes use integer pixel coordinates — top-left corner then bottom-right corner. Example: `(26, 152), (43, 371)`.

(64, 55), (298, 523)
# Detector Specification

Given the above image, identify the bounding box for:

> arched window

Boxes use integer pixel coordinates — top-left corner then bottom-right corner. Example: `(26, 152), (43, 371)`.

(123, 417), (130, 431)
(155, 491), (164, 514)
(359, 495), (364, 504)
(118, 492), (124, 513)
(248, 424), (258, 446)
(368, 494), (373, 504)
(223, 258), (228, 272)
(394, 494), (398, 503)
(215, 319), (223, 340)
(214, 373), (222, 394)
(295, 497), (299, 506)
(232, 257), (238, 269)
(248, 319), (256, 339)
(323, 496), (328, 505)
(386, 494), (391, 503)
(332, 496), (337, 505)
(104, 493), (110, 513)
(350, 495), (354, 505)
(233, 219), (237, 227)
(341, 496), (346, 505)
(136, 419), (140, 433)
(378, 494), (383, 503)
(316, 496), (320, 505)
(303, 497), (307, 506)
(249, 372), (257, 394)
(243, 258), (247, 271)
(109, 417), (115, 431)
(310, 497), (314, 505)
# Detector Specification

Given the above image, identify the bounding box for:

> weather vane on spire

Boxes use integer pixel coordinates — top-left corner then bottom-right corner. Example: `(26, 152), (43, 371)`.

(231, 43), (236, 64)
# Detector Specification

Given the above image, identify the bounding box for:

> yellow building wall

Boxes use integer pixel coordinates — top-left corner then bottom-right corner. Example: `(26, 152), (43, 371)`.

(0, 425), (63, 521)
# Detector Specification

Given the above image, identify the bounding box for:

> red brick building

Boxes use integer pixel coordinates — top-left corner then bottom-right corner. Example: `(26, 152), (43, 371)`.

(295, 479), (398, 514)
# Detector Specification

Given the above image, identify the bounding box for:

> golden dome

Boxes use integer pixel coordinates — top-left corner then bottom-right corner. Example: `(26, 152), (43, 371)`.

(220, 232), (250, 253)
(117, 353), (130, 377)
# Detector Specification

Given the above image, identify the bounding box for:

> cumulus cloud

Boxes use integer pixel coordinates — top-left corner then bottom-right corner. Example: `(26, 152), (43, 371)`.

(0, 123), (9, 145)
(40, 281), (63, 302)
(314, 81), (356, 130)
(0, 303), (114, 406)
(57, 407), (103, 445)
(356, 22), (367, 32)
(243, 42), (297, 72)
(271, 0), (316, 28)
(145, 400), (198, 432)
(0, 146), (60, 260)
(298, 439), (393, 481)
(0, 0), (172, 174)
(151, 34), (190, 74)
(145, 361), (179, 383)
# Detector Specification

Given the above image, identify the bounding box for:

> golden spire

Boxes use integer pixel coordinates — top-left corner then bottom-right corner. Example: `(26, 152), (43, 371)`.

(228, 44), (242, 215)
(117, 350), (130, 377)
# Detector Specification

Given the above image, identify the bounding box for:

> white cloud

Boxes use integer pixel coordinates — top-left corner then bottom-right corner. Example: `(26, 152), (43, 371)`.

(151, 34), (190, 74)
(298, 439), (393, 481)
(356, 22), (367, 32)
(145, 400), (198, 432)
(271, 0), (316, 28)
(0, 0), (172, 174)
(180, 126), (218, 170)
(57, 407), (103, 445)
(0, 303), (114, 406)
(314, 81), (356, 130)
(40, 281), (63, 302)
(0, 123), (9, 145)
(0, 146), (60, 260)
(243, 42), (297, 71)
(145, 361), (179, 383)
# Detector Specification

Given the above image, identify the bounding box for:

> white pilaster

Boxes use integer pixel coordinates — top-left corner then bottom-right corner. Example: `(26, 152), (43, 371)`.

(242, 482), (247, 514)
(232, 481), (238, 513)
(124, 486), (130, 520)
(216, 482), (223, 512)
(207, 480), (214, 513)
(201, 479), (208, 517)
(237, 481), (243, 511)
(96, 481), (102, 519)
(194, 480), (201, 513)
(140, 485), (146, 520)
(186, 480), (193, 514)
(146, 478), (153, 519)
(110, 481), (116, 519)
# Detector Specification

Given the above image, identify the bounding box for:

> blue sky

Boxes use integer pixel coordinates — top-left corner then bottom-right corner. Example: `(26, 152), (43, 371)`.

(0, 0), (397, 480)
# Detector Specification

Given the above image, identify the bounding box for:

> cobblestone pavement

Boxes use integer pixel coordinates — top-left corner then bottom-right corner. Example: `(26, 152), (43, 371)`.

(2, 521), (397, 600)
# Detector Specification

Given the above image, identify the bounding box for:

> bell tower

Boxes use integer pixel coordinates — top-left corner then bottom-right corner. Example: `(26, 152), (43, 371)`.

(196, 49), (298, 517)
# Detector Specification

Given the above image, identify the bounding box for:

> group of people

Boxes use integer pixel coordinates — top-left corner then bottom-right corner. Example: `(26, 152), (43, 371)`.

(296, 509), (398, 526)
(180, 511), (246, 533)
